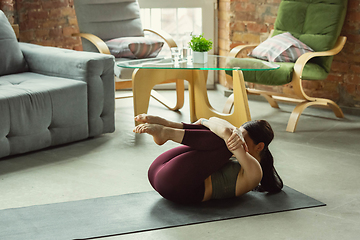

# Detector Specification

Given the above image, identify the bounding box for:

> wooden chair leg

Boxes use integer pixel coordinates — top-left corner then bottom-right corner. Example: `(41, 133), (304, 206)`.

(286, 99), (344, 132)
(246, 88), (280, 109)
(115, 94), (133, 99)
(286, 101), (316, 132)
(115, 78), (133, 99)
(222, 89), (280, 114)
(223, 93), (234, 114)
(260, 93), (280, 108)
(326, 99), (345, 118)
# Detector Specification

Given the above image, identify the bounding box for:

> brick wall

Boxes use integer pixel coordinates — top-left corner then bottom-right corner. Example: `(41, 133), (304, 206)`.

(1, 0), (16, 23)
(219, 0), (360, 109)
(1, 0), (82, 50)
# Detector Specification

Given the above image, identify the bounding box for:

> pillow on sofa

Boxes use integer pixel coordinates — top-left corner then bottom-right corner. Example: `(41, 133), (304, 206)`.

(248, 32), (314, 62)
(0, 10), (28, 76)
(106, 37), (164, 59)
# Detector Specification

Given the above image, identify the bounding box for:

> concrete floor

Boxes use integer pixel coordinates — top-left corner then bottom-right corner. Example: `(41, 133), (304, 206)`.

(1, 89), (360, 240)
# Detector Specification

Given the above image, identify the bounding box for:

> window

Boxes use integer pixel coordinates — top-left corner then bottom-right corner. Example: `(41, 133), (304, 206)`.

(140, 8), (202, 49)
(138, 0), (217, 87)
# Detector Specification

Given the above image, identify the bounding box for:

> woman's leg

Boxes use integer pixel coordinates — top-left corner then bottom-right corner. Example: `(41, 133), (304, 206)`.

(201, 117), (236, 140)
(133, 122), (227, 149)
(135, 114), (184, 129)
(135, 114), (210, 130)
(133, 123), (184, 145)
(145, 126), (233, 204)
(148, 146), (205, 203)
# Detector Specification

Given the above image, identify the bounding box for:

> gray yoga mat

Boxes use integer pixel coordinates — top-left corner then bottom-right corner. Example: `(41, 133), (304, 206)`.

(0, 185), (324, 240)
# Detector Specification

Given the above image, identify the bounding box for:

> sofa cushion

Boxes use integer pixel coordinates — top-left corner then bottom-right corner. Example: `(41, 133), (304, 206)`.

(0, 10), (28, 76)
(0, 73), (88, 157)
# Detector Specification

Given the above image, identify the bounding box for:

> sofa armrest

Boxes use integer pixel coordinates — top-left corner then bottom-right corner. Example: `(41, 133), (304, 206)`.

(19, 42), (114, 80)
(19, 42), (115, 136)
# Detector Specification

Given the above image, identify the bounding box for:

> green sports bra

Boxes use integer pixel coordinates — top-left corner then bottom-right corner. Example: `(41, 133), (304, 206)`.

(211, 157), (241, 199)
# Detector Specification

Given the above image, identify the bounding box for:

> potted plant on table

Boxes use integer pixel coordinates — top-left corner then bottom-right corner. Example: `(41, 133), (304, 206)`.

(189, 34), (213, 63)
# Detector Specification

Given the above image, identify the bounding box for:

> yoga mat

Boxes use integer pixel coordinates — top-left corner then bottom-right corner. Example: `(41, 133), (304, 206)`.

(0, 185), (324, 240)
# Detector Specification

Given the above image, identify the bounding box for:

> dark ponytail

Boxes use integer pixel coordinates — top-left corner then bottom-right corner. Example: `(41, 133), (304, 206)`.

(256, 147), (283, 193)
(242, 120), (283, 193)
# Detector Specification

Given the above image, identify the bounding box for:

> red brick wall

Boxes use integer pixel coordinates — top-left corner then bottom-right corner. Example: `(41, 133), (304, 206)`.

(1, 0), (16, 23)
(219, 0), (360, 109)
(1, 0), (81, 50)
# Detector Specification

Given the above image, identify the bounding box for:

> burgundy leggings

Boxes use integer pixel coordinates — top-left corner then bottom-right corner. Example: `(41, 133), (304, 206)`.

(148, 123), (233, 204)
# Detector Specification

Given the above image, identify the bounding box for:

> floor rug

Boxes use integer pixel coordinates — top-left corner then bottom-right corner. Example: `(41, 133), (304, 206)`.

(0, 185), (325, 240)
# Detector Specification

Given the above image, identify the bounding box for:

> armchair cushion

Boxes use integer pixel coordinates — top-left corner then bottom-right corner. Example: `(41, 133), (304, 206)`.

(0, 10), (28, 76)
(248, 32), (313, 63)
(226, 60), (328, 85)
(105, 37), (164, 59)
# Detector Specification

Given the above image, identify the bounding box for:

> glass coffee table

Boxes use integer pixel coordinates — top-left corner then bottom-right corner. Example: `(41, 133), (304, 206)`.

(117, 55), (279, 127)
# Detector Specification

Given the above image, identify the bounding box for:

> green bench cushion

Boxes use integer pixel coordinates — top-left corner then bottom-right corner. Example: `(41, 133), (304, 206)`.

(226, 60), (328, 86)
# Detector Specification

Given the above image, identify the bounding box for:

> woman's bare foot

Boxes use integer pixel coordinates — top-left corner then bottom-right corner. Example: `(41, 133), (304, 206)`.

(134, 114), (184, 129)
(133, 123), (168, 145)
(134, 114), (169, 126)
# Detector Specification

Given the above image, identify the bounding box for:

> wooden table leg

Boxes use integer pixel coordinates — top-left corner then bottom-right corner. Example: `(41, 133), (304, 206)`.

(132, 68), (251, 128)
(190, 69), (251, 127)
(231, 70), (251, 126)
(132, 68), (192, 125)
(132, 69), (153, 121)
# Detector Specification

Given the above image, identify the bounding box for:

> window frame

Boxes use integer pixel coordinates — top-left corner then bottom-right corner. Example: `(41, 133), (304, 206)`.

(137, 0), (217, 55)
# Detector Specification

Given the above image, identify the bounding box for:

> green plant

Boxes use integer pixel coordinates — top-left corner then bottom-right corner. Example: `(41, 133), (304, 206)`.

(188, 34), (213, 52)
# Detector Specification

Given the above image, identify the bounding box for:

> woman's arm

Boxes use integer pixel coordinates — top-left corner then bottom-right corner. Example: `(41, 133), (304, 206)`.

(231, 143), (263, 194)
(201, 117), (263, 193)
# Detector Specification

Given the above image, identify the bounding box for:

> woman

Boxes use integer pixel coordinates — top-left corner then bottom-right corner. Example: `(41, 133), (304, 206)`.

(133, 114), (283, 204)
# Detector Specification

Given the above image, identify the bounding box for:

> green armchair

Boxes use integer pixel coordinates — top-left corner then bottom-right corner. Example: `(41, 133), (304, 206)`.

(225, 0), (348, 132)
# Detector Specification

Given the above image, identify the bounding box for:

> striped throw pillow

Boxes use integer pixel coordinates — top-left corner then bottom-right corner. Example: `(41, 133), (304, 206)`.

(248, 32), (313, 62)
(106, 37), (164, 59)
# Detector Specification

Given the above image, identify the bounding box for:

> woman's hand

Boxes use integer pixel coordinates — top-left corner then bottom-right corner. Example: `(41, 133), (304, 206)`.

(227, 129), (248, 152)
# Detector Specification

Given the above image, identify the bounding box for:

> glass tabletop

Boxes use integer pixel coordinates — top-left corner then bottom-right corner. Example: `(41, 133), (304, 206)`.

(116, 55), (279, 71)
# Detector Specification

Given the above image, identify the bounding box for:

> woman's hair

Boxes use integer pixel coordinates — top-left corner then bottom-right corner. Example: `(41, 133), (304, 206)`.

(242, 120), (283, 193)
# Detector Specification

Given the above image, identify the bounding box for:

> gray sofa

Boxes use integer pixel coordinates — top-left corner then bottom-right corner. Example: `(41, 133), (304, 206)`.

(0, 10), (115, 158)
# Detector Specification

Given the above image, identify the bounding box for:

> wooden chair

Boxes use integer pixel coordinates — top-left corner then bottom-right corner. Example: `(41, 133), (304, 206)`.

(12, 24), (19, 40)
(224, 0), (348, 132)
(73, 0), (184, 111)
